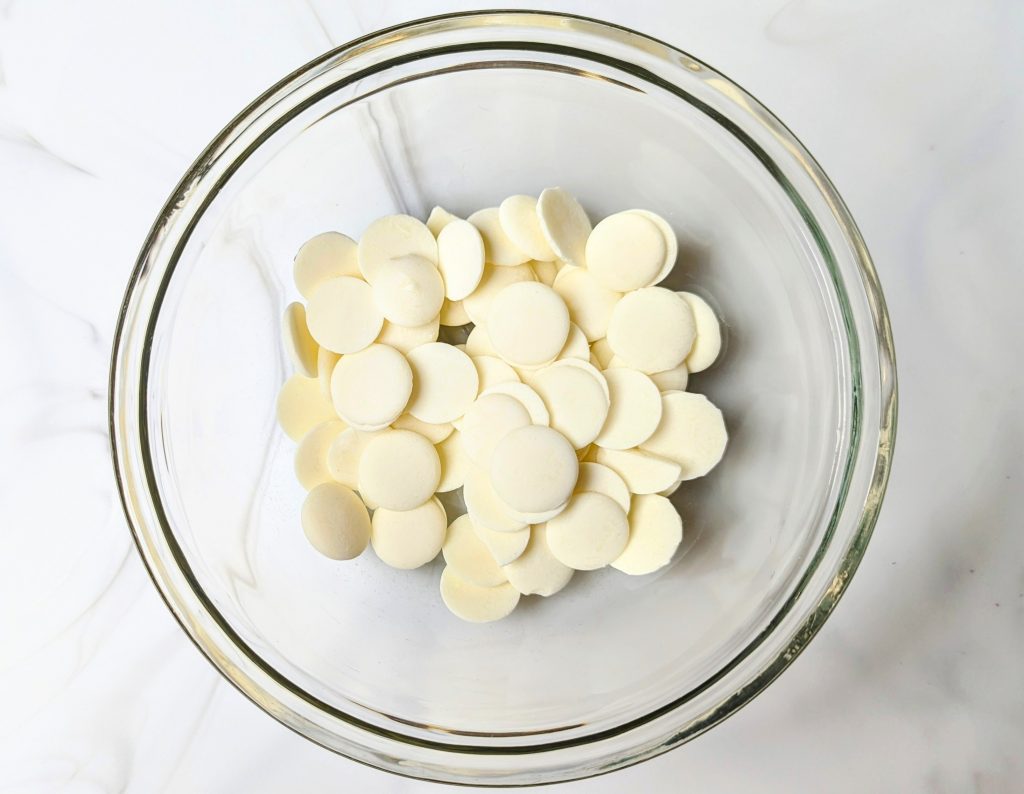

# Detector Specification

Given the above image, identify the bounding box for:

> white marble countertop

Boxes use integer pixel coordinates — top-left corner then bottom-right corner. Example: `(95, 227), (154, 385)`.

(1, 1), (1021, 791)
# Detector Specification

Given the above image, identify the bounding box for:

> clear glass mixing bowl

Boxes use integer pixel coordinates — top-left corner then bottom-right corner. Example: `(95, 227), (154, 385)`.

(109, 11), (897, 786)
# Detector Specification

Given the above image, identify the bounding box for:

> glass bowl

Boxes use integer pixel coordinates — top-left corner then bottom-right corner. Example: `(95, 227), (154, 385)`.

(109, 10), (897, 786)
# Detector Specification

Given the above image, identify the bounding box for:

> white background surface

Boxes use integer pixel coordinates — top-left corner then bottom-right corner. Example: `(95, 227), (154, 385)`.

(1, 1), (1022, 791)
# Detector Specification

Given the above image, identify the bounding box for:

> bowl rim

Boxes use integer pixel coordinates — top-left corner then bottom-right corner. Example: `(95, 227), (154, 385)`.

(108, 8), (898, 785)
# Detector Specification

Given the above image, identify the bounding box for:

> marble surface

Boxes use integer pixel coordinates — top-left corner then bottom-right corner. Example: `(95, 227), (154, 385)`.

(1, 1), (1021, 791)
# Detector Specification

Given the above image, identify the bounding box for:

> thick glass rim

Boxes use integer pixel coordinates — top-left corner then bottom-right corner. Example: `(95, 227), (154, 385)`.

(108, 10), (897, 785)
